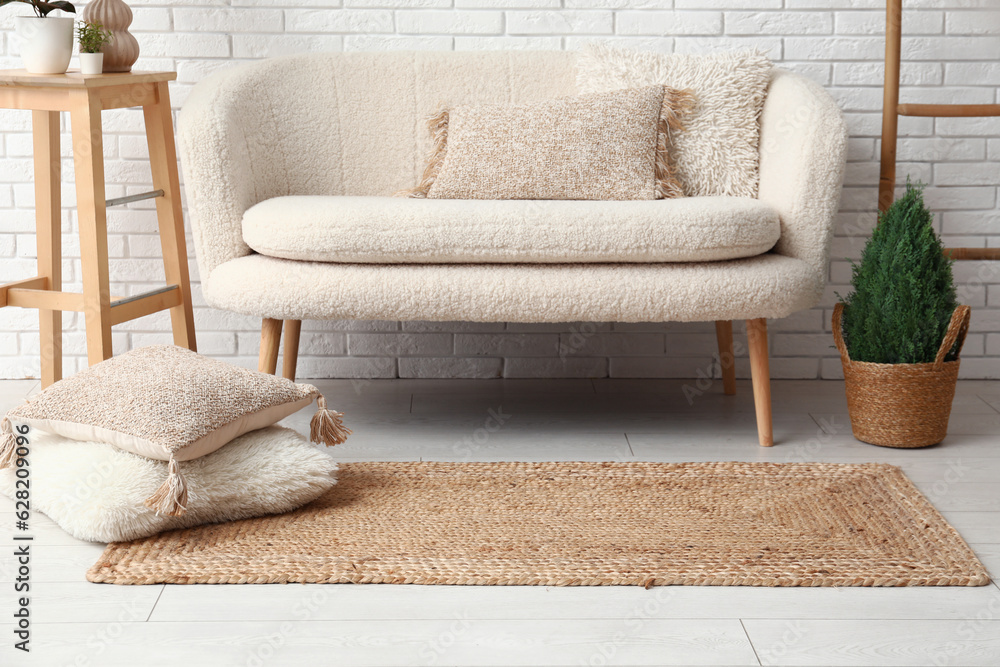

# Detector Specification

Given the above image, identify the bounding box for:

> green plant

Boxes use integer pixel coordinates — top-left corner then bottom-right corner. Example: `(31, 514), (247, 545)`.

(77, 19), (111, 53)
(0, 0), (76, 18)
(839, 181), (958, 365)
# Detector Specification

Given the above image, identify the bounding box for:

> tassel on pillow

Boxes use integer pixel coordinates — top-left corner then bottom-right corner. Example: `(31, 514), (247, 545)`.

(655, 88), (697, 200)
(0, 417), (17, 469)
(143, 456), (189, 517)
(310, 394), (352, 447)
(142, 392), (349, 517)
(394, 108), (449, 198)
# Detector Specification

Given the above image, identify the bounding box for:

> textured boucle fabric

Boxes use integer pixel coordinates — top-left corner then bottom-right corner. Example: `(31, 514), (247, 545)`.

(243, 196), (780, 264)
(205, 253), (821, 323)
(178, 51), (577, 279)
(0, 427), (338, 543)
(401, 85), (691, 200)
(179, 51), (847, 325)
(577, 44), (773, 199)
(4, 345), (318, 462)
(758, 69), (848, 276)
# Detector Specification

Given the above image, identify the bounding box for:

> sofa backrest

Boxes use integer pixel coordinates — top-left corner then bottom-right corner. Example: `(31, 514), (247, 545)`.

(229, 51), (578, 200)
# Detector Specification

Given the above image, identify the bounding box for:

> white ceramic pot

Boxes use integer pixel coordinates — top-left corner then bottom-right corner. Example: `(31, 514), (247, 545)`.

(15, 16), (75, 75)
(79, 52), (104, 75)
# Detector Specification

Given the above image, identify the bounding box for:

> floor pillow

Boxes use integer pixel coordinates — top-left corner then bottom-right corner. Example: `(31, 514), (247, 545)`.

(0, 345), (349, 516)
(0, 426), (338, 543)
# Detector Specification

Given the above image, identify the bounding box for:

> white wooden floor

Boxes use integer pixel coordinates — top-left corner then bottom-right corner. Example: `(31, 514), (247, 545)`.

(1, 377), (999, 667)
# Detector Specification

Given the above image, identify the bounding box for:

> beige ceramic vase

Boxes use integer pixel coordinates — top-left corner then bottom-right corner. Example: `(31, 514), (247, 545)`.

(82, 0), (140, 73)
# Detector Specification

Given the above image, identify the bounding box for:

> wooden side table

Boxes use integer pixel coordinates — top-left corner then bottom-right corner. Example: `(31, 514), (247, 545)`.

(0, 70), (197, 387)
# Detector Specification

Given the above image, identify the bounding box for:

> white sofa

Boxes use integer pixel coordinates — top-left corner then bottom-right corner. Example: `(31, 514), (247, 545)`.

(178, 51), (848, 448)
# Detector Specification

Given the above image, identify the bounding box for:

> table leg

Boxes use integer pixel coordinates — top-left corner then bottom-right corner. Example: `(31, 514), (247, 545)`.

(70, 90), (113, 366)
(143, 82), (197, 352)
(32, 110), (62, 387)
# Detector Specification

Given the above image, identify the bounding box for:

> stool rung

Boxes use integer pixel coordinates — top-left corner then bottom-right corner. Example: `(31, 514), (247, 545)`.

(105, 189), (164, 208)
(1, 276), (47, 307)
(111, 284), (179, 308)
(110, 285), (181, 325)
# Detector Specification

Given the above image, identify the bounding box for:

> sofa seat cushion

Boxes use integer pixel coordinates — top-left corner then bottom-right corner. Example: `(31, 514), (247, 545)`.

(205, 253), (821, 324)
(242, 196), (781, 264)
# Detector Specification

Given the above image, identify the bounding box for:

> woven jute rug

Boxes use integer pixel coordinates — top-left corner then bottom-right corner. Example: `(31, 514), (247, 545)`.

(87, 461), (990, 587)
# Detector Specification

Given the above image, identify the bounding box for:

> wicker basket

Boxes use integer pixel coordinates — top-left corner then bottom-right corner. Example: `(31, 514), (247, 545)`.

(833, 303), (971, 449)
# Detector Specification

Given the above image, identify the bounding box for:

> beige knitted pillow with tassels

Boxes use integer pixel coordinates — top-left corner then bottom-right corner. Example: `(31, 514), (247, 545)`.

(398, 85), (694, 201)
(0, 345), (350, 517)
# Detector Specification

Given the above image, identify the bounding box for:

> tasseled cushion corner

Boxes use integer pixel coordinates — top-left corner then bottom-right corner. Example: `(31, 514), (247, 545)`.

(310, 395), (352, 448)
(0, 417), (20, 469)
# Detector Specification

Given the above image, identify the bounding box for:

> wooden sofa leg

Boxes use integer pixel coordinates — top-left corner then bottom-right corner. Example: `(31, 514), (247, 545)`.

(282, 320), (302, 381)
(714, 320), (737, 396)
(746, 317), (774, 447)
(259, 318), (282, 375)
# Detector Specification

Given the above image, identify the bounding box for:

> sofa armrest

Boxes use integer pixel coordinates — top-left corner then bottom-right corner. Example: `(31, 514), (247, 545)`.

(177, 67), (262, 282)
(757, 69), (848, 283)
(179, 56), (350, 287)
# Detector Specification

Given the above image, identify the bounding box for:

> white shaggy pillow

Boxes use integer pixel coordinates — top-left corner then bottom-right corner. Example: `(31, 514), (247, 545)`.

(576, 44), (773, 198)
(0, 426), (337, 543)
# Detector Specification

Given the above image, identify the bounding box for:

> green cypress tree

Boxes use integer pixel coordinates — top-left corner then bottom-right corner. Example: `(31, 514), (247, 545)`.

(840, 182), (958, 364)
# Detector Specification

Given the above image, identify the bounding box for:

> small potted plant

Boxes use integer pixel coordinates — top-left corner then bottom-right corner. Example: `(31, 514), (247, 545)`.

(834, 181), (971, 448)
(1, 0), (77, 74)
(77, 19), (111, 74)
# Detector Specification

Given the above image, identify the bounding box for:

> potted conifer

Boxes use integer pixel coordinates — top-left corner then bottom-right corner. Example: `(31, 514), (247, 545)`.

(2, 0), (77, 74)
(834, 182), (971, 448)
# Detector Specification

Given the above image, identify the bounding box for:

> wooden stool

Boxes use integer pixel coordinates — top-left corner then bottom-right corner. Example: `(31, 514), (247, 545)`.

(0, 70), (197, 387)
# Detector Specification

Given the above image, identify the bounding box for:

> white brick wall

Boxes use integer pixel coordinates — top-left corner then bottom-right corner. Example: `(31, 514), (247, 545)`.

(1, 2), (999, 380)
